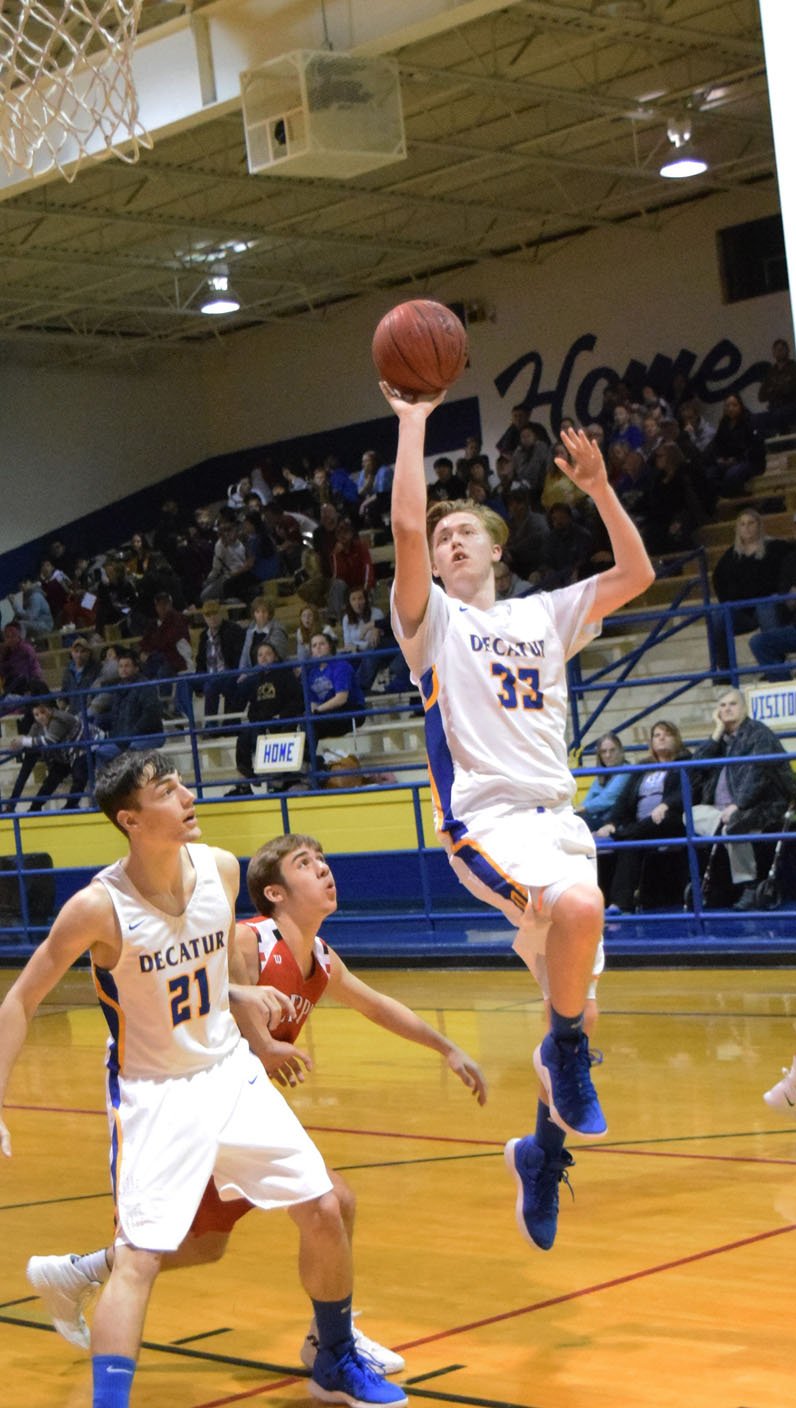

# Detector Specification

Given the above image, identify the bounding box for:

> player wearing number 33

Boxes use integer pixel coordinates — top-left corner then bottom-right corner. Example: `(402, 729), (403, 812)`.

(382, 384), (654, 1244)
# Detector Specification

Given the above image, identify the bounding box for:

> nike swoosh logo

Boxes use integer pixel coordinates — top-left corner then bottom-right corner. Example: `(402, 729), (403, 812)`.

(248, 1076), (257, 1085)
(458, 606), (468, 613)
(128, 920), (144, 931)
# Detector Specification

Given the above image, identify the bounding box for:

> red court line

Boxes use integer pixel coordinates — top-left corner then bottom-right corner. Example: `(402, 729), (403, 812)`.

(393, 1221), (796, 1352)
(191, 1374), (300, 1407)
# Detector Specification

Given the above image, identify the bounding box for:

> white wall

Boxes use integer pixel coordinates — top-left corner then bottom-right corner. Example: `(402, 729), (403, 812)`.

(1, 182), (791, 556)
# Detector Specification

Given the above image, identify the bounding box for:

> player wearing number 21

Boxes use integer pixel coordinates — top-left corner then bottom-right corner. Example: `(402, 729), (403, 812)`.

(383, 384), (653, 1201)
(0, 750), (407, 1408)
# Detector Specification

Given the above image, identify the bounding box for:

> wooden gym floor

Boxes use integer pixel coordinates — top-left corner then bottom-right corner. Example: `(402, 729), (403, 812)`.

(1, 964), (794, 1408)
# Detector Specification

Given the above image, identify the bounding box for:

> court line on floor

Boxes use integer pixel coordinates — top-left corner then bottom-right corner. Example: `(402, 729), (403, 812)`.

(394, 1221), (796, 1352)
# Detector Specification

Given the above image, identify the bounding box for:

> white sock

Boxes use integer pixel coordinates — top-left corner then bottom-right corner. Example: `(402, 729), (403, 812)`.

(72, 1248), (112, 1284)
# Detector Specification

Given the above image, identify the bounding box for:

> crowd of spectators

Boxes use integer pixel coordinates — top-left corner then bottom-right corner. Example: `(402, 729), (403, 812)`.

(1, 335), (795, 817)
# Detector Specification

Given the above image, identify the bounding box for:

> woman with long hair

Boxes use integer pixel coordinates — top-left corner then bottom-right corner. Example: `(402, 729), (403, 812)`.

(597, 719), (690, 913)
(712, 508), (789, 673)
(706, 392), (765, 499)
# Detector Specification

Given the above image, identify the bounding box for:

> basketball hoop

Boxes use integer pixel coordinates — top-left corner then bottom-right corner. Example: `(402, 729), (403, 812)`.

(0, 0), (151, 182)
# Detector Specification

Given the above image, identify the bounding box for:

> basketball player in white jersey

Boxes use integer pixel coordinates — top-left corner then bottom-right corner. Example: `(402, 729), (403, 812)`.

(26, 831), (485, 1373)
(0, 751), (407, 1408)
(383, 385), (654, 1250)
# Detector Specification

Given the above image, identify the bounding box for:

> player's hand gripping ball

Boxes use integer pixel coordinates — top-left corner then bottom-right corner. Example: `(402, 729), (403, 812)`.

(372, 298), (469, 399)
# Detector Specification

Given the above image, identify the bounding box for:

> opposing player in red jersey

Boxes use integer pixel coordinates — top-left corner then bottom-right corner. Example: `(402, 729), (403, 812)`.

(27, 832), (486, 1372)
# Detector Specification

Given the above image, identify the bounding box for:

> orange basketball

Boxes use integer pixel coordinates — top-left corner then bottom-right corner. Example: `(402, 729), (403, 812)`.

(372, 298), (469, 397)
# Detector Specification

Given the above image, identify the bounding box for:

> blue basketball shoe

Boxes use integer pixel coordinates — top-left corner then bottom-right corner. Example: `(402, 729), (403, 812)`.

(310, 1345), (408, 1408)
(533, 1032), (607, 1138)
(504, 1136), (575, 1250)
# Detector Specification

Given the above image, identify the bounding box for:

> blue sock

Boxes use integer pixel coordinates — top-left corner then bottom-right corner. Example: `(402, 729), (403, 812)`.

(92, 1355), (136, 1407)
(313, 1295), (354, 1355)
(550, 1006), (584, 1043)
(535, 1098), (566, 1158)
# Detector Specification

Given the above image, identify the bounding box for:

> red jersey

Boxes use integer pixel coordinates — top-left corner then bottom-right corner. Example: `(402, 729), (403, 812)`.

(244, 916), (331, 1044)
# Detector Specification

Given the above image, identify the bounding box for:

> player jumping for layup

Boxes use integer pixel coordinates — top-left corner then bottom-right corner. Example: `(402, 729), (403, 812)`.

(382, 386), (654, 1248)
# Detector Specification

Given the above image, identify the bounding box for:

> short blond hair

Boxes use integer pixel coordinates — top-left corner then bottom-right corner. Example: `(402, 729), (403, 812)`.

(426, 498), (508, 549)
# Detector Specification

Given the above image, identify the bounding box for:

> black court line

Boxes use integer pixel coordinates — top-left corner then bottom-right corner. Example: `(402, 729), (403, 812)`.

(0, 1190), (109, 1213)
(0, 1295), (36, 1309)
(173, 1327), (233, 1345)
(409, 1391), (540, 1408)
(405, 1364), (465, 1384)
(337, 1151), (500, 1173)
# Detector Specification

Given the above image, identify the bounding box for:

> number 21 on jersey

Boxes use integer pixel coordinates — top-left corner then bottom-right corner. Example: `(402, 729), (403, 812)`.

(491, 663), (544, 711)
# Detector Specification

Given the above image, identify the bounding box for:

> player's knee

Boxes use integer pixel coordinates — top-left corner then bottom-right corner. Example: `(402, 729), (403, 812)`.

(331, 1173), (356, 1228)
(291, 1188), (346, 1237)
(554, 883), (603, 937)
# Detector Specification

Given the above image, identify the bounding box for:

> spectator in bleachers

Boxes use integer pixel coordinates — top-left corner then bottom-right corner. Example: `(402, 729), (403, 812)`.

(3, 699), (88, 812)
(608, 403), (643, 454)
(639, 414), (663, 462)
(356, 450), (393, 531)
(538, 503), (594, 588)
(458, 435), (491, 481)
(328, 518), (375, 620)
(96, 646), (164, 760)
(493, 556), (534, 600)
(495, 403), (530, 457)
(511, 425), (550, 508)
(151, 498), (183, 567)
(577, 733), (629, 832)
(541, 446), (588, 516)
(13, 578), (53, 642)
(295, 604), (325, 661)
(325, 453), (359, 516)
(227, 641), (305, 796)
(705, 393), (765, 499)
(95, 555), (139, 635)
(691, 688), (796, 910)
(195, 602), (245, 725)
(59, 638), (101, 713)
(0, 623), (44, 700)
(135, 551), (186, 623)
(427, 456), (467, 504)
(200, 520), (249, 603)
(47, 538), (77, 578)
(679, 400), (716, 456)
(642, 443), (703, 557)
(38, 557), (71, 625)
(86, 644), (120, 732)
(597, 719), (691, 914)
(638, 384), (673, 421)
(312, 502), (341, 579)
(504, 483), (549, 584)
(756, 338), (796, 436)
(750, 536), (796, 680)
(306, 632), (364, 739)
(262, 502), (304, 574)
(139, 592), (193, 719)
(175, 522), (214, 608)
(342, 588), (390, 693)
(238, 597), (289, 670)
(712, 508), (789, 674)
(467, 478), (507, 522)
(124, 532), (153, 580)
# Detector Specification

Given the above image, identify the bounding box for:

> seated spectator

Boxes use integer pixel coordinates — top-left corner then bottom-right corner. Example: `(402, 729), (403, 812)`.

(541, 447), (588, 516)
(750, 536), (796, 680)
(691, 688), (795, 910)
(357, 450), (394, 531)
(227, 641), (305, 796)
(756, 338), (796, 436)
(312, 502), (341, 579)
(175, 522), (214, 607)
(505, 484), (549, 584)
(305, 632), (365, 739)
(427, 456), (467, 504)
(578, 733), (629, 831)
(0, 622), (44, 702)
(262, 503), (303, 574)
(712, 508), (789, 674)
(238, 597), (289, 670)
(458, 435), (491, 481)
(195, 602), (245, 725)
(342, 587), (392, 692)
(227, 472), (269, 510)
(597, 719), (690, 913)
(495, 403), (530, 457)
(639, 414), (663, 462)
(13, 578), (53, 642)
(538, 503), (594, 588)
(4, 699), (88, 812)
(200, 521), (249, 603)
(95, 555), (139, 635)
(124, 531), (153, 580)
(294, 548), (330, 610)
(705, 393), (765, 499)
(95, 647), (164, 762)
(638, 384), (672, 421)
(38, 557), (71, 625)
(85, 643), (120, 732)
(642, 443), (703, 557)
(139, 591), (194, 718)
(608, 403), (643, 453)
(135, 550), (186, 624)
(493, 556), (534, 600)
(329, 518), (375, 619)
(58, 637), (101, 715)
(325, 453), (360, 515)
(295, 604), (325, 661)
(679, 399), (716, 457)
(511, 425), (550, 508)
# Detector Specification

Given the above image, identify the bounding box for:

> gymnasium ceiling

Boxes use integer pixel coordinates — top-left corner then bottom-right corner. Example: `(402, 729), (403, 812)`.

(0, 0), (779, 364)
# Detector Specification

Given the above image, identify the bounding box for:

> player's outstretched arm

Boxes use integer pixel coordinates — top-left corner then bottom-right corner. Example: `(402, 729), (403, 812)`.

(381, 382), (445, 638)
(555, 427), (655, 620)
(0, 886), (115, 1158)
(327, 951), (487, 1104)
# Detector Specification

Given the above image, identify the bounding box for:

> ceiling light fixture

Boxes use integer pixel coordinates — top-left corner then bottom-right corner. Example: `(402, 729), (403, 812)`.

(659, 114), (708, 179)
(200, 265), (241, 315)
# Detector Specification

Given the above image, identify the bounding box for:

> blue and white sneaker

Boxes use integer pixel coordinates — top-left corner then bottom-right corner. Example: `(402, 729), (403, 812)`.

(310, 1345), (408, 1407)
(504, 1136), (575, 1250)
(533, 1033), (607, 1138)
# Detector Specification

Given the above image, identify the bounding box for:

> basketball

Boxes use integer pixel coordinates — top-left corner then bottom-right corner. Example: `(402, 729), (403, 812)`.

(372, 298), (469, 396)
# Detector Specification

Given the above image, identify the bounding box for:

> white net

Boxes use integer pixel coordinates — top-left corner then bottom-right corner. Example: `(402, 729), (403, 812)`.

(0, 0), (150, 181)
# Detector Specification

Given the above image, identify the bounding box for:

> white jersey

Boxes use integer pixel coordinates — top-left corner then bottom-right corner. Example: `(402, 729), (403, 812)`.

(92, 842), (240, 1081)
(391, 577), (599, 831)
